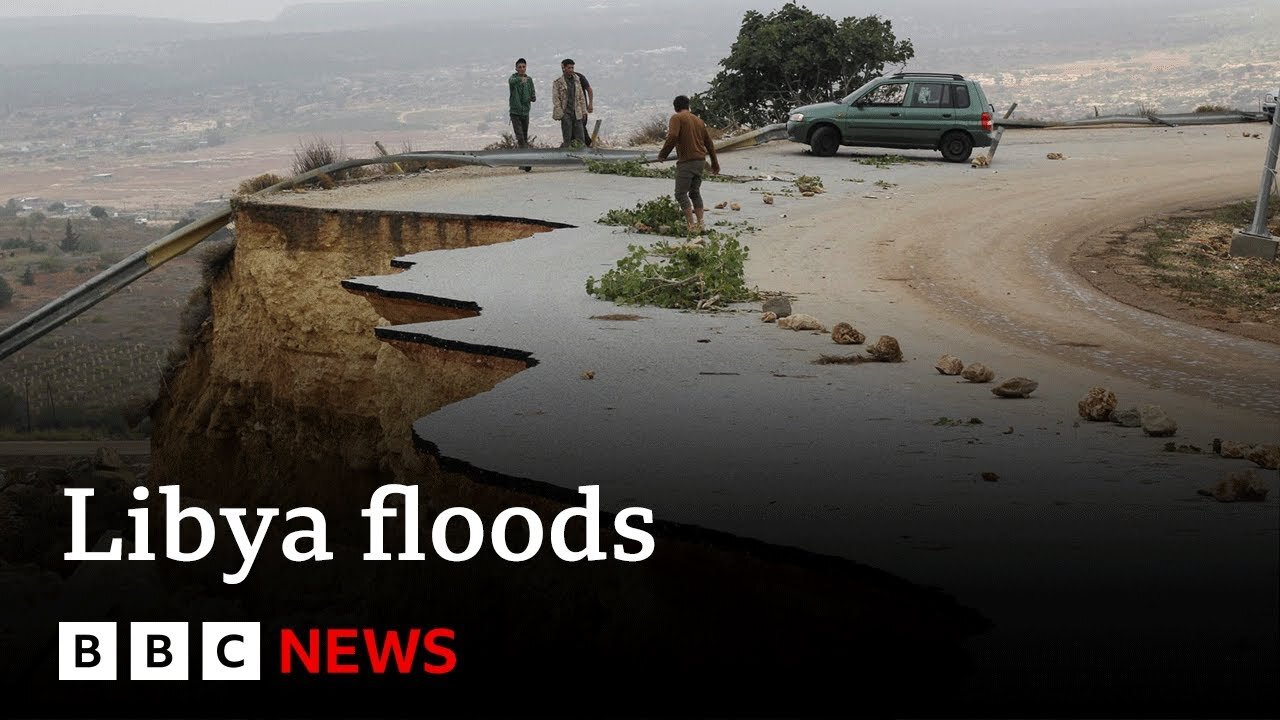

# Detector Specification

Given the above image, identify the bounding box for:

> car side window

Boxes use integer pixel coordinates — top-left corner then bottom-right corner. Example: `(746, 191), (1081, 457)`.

(951, 84), (971, 109)
(912, 83), (945, 108)
(862, 82), (907, 107)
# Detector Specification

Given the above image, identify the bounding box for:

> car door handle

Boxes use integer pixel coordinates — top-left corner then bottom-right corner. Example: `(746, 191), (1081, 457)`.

(889, 112), (900, 117)
(941, 113), (952, 118)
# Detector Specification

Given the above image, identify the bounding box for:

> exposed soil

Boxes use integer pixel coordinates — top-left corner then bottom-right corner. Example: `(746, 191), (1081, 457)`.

(1071, 205), (1280, 346)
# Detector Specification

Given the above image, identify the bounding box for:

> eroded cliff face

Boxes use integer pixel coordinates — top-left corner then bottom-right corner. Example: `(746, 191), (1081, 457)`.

(149, 202), (546, 524)
(138, 198), (988, 713)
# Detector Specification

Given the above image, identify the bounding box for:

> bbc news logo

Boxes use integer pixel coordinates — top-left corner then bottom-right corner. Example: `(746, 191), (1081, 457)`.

(58, 622), (456, 681)
(59, 622), (260, 680)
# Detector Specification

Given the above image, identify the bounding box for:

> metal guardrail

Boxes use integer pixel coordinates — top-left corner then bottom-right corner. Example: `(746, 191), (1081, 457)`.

(998, 111), (1270, 129)
(0, 208), (232, 362)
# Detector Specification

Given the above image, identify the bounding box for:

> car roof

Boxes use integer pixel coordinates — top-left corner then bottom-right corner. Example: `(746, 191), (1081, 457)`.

(889, 72), (966, 81)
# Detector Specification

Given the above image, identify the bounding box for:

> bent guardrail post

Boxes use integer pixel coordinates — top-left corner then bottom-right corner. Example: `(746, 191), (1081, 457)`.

(985, 102), (1019, 163)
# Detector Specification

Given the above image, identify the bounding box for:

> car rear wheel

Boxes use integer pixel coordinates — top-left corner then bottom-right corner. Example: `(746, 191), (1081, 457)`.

(940, 131), (973, 163)
(810, 126), (840, 157)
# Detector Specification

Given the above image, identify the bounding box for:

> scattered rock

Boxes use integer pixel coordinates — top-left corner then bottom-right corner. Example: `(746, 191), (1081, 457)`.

(1138, 404), (1177, 437)
(1002, 427), (1014, 435)
(761, 311), (778, 323)
(777, 313), (825, 331)
(981, 472), (999, 482)
(1163, 442), (1202, 454)
(580, 371), (595, 380)
(714, 201), (728, 209)
(1198, 470), (1269, 502)
(762, 195), (774, 205)
(801, 191), (815, 197)
(1111, 407), (1143, 428)
(1247, 443), (1280, 470)
(865, 336), (903, 362)
(992, 377), (1038, 398)
(1215, 439), (1254, 459)
(814, 336), (901, 365)
(762, 297), (792, 318)
(1077, 386), (1118, 421)
(961, 363), (995, 383)
(93, 446), (126, 471)
(1046, 152), (1065, 160)
(934, 354), (964, 375)
(730, 202), (741, 211)
(971, 155), (990, 168)
(831, 323), (865, 345)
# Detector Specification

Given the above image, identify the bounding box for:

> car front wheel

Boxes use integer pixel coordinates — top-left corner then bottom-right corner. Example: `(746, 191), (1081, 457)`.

(940, 131), (973, 163)
(809, 126), (840, 157)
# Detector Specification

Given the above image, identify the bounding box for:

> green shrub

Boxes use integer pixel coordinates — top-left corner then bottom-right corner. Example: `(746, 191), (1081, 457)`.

(585, 232), (758, 309)
(598, 195), (687, 235)
(587, 159), (675, 179)
(586, 159), (736, 183)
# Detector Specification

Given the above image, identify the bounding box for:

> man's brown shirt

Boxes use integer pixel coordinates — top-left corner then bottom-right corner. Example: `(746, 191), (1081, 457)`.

(658, 111), (717, 164)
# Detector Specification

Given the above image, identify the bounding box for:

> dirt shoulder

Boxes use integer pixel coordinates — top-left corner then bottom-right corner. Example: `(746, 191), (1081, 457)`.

(1071, 201), (1280, 346)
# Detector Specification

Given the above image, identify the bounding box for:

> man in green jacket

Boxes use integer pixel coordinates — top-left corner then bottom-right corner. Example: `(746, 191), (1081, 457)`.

(508, 58), (536, 171)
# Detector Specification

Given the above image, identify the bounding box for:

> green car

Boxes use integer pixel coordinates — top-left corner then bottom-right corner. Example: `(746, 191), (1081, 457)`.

(786, 72), (995, 162)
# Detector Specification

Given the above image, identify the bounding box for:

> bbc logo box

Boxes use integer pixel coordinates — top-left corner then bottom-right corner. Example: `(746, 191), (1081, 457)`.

(58, 622), (261, 681)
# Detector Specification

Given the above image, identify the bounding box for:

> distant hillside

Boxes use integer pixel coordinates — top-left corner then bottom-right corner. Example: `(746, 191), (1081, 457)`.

(0, 0), (1273, 127)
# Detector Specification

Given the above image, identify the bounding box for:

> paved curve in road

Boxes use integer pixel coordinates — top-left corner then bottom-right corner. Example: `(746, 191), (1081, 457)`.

(279, 125), (1278, 708)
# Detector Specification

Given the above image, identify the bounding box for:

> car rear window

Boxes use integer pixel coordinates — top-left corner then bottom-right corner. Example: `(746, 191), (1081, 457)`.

(910, 83), (972, 109)
(912, 83), (945, 107)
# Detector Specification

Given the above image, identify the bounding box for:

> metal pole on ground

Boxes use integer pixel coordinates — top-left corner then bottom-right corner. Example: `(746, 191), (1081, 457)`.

(1230, 86), (1280, 260)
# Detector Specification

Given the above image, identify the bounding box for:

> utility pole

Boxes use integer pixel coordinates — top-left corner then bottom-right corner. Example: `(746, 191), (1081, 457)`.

(1230, 85), (1280, 260)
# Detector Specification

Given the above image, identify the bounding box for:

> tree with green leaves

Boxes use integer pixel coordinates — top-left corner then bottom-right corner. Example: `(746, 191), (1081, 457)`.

(20, 266), (34, 286)
(89, 206), (108, 219)
(693, 3), (914, 128)
(61, 219), (80, 252)
(0, 275), (13, 307)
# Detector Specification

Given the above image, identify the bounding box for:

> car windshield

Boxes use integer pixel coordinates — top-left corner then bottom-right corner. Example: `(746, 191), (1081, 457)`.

(840, 78), (882, 105)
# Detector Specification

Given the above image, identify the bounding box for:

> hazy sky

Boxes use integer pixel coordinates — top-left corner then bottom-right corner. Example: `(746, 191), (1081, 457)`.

(2, 0), (325, 22)
(2, 0), (1194, 23)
